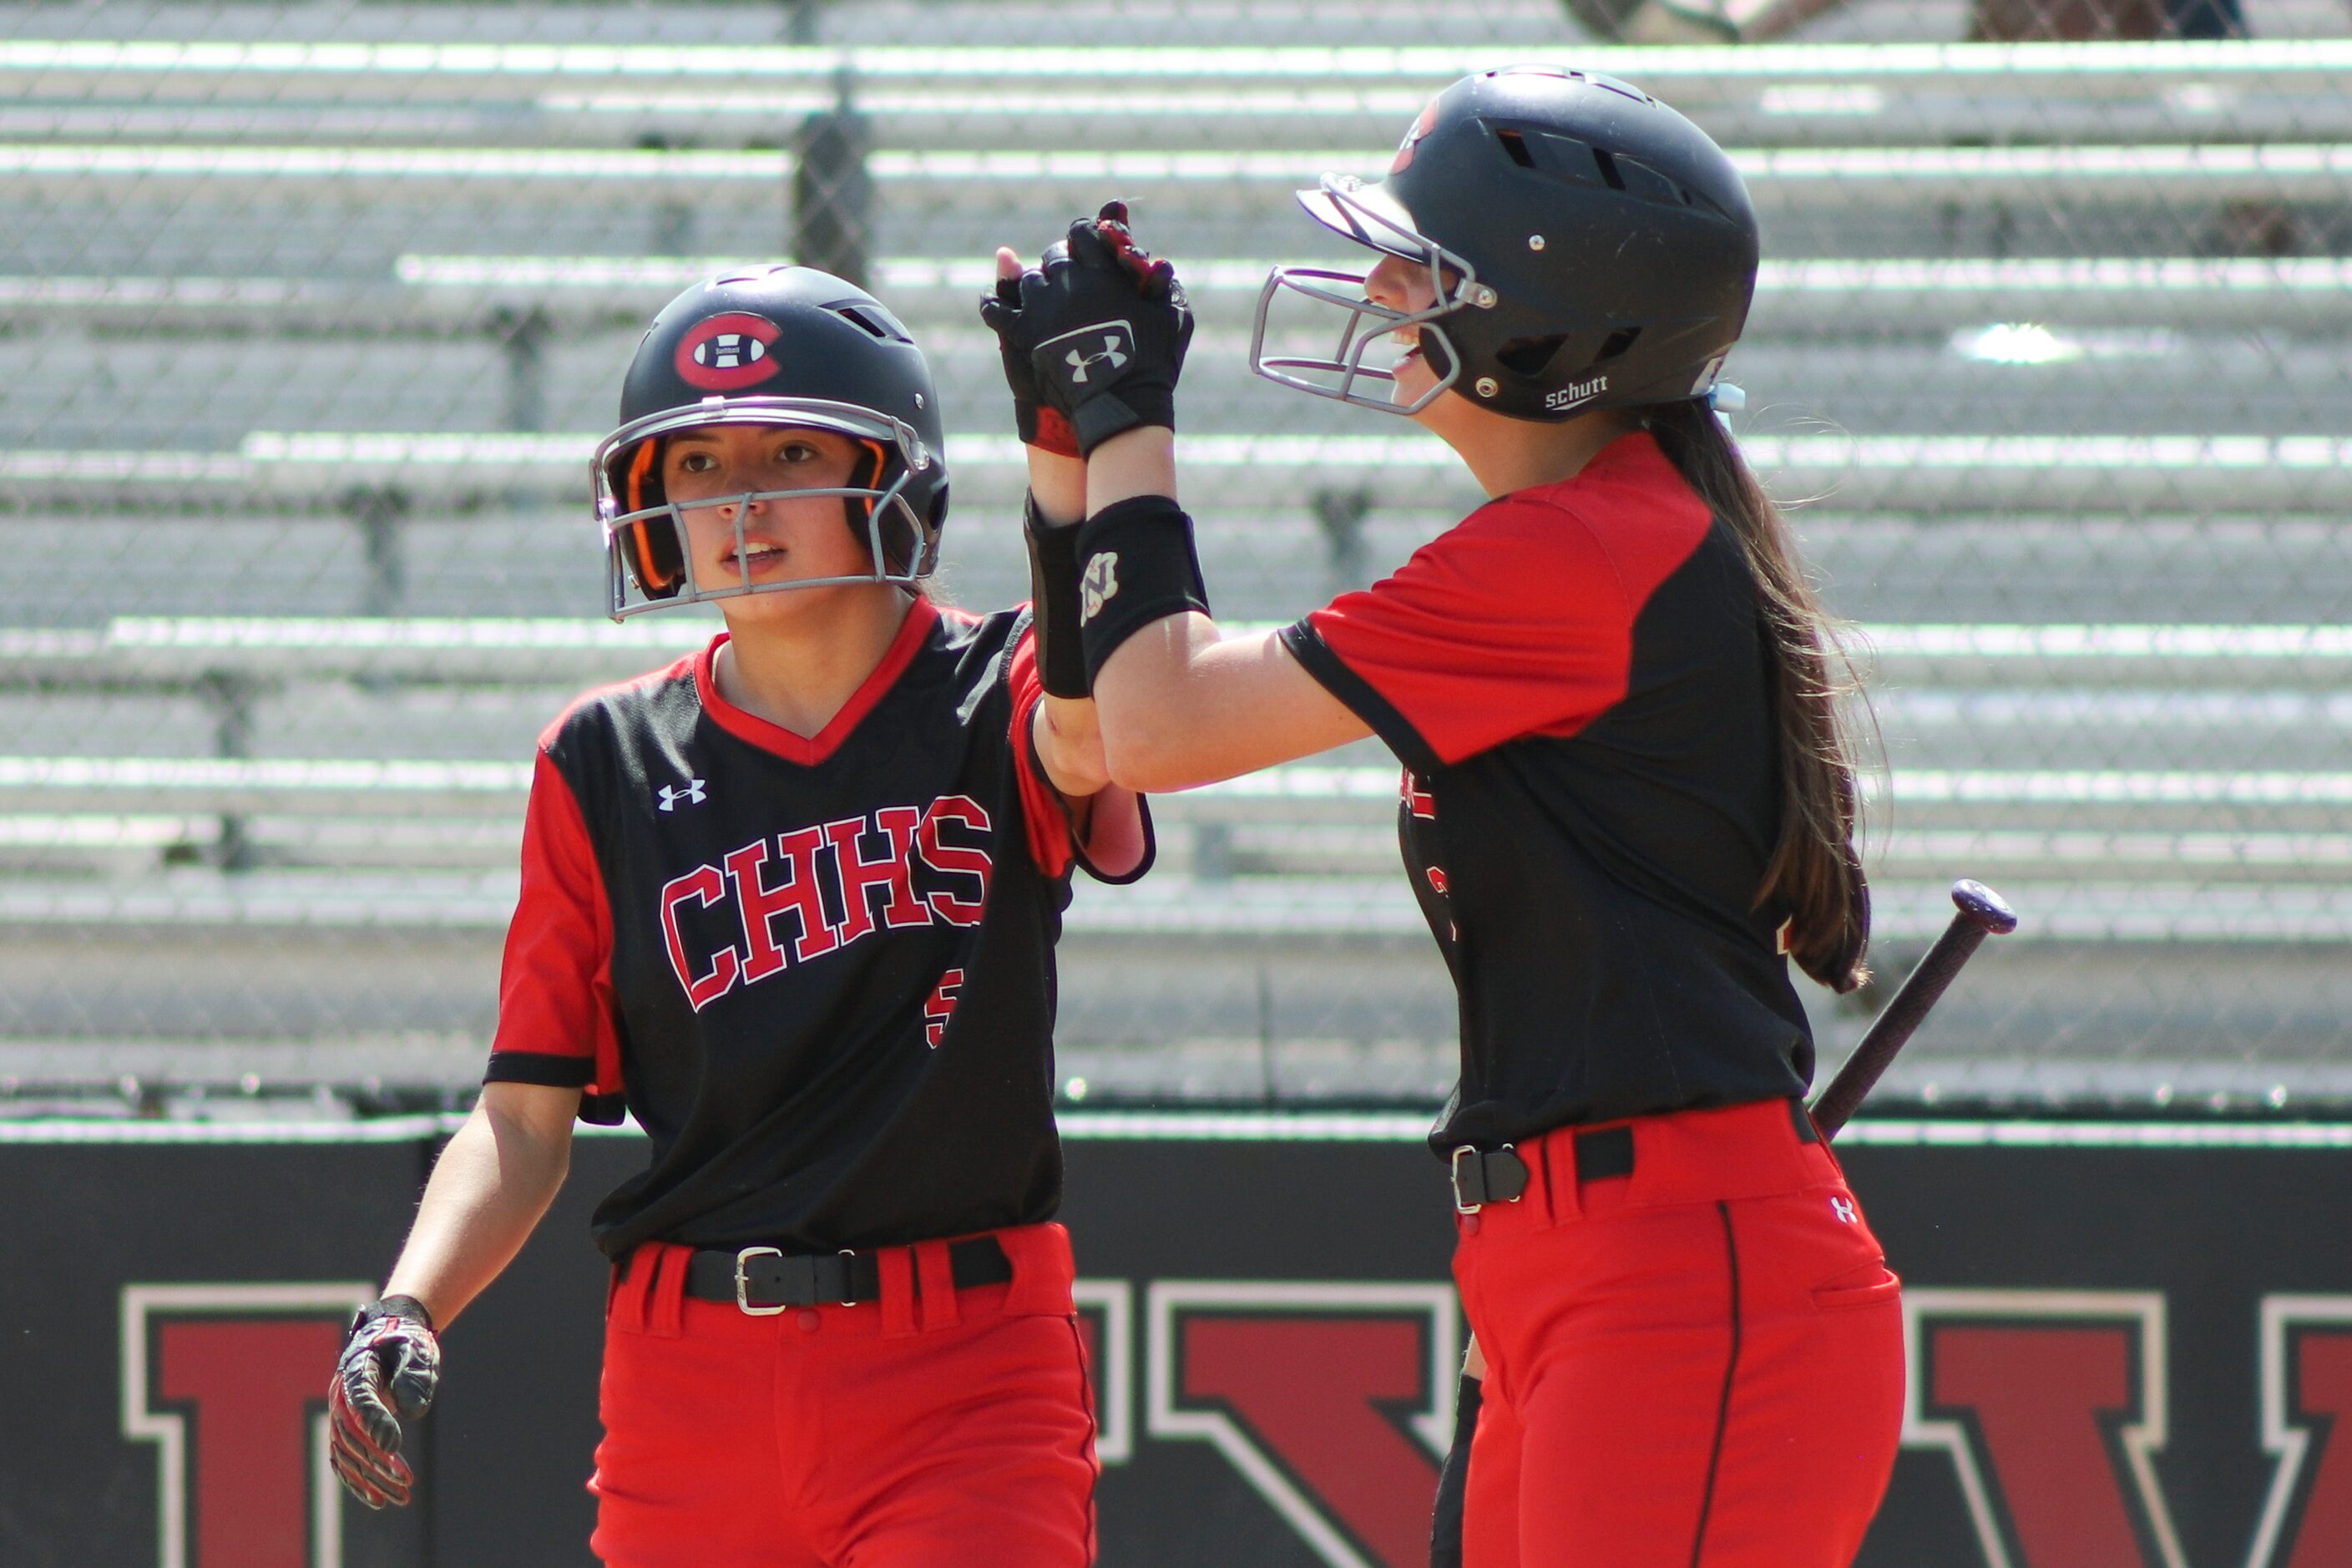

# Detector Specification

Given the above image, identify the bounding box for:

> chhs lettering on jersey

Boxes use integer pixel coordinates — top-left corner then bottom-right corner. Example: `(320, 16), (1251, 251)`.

(923, 969), (966, 1048)
(660, 796), (996, 1012)
(1401, 771), (1437, 822)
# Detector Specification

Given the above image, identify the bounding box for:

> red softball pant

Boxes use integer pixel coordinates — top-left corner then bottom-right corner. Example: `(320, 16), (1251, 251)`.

(1453, 1099), (1904, 1568)
(588, 1222), (1097, 1568)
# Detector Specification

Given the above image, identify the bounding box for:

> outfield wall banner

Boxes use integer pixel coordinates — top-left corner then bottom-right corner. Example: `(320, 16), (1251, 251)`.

(2, 1115), (2349, 1567)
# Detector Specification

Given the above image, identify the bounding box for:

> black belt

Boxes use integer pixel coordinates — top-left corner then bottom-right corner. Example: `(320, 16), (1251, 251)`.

(681, 1236), (1013, 1314)
(1451, 1127), (1634, 1212)
(1450, 1100), (1821, 1213)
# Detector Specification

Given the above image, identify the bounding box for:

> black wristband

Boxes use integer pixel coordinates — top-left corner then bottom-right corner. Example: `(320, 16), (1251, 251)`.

(1024, 494), (1090, 698)
(1429, 1371), (1480, 1568)
(356, 1293), (434, 1335)
(1074, 494), (1210, 683)
(1070, 392), (1171, 456)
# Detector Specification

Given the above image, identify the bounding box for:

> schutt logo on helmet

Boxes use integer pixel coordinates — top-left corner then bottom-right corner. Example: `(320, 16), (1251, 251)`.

(674, 313), (786, 392)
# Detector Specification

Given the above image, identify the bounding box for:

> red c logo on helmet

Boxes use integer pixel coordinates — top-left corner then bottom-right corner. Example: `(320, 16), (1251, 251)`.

(675, 313), (784, 392)
(1390, 99), (1440, 175)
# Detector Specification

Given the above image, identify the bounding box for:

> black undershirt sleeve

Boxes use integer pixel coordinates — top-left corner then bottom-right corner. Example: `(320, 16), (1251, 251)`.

(483, 1050), (594, 1089)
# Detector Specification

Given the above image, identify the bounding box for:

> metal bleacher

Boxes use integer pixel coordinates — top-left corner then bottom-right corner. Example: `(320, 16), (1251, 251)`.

(3, 2), (2349, 1113)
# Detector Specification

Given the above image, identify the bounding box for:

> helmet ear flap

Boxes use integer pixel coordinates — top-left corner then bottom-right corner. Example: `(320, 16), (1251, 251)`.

(613, 438), (686, 599)
(844, 437), (918, 576)
(624, 434), (664, 514)
(618, 513), (686, 599)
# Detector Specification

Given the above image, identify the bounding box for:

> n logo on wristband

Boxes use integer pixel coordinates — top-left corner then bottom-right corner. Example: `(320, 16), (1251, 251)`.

(1080, 554), (1120, 623)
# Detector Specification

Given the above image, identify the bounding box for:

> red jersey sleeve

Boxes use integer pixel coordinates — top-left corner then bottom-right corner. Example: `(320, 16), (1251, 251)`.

(1009, 620), (1153, 884)
(484, 746), (626, 1121)
(1282, 482), (1693, 773)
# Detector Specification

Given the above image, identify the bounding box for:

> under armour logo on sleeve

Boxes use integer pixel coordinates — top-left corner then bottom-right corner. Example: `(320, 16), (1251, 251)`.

(1080, 554), (1120, 623)
(657, 779), (707, 812)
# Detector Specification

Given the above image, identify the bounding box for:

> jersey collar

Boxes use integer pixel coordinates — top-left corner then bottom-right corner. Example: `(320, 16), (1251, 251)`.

(693, 597), (939, 767)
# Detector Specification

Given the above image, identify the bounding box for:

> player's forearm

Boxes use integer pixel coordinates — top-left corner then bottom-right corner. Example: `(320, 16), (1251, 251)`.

(1088, 613), (1228, 790)
(1034, 694), (1110, 799)
(1027, 448), (1087, 528)
(382, 1091), (574, 1328)
(1075, 427), (1211, 787)
(1085, 425), (1176, 515)
(1092, 618), (1371, 792)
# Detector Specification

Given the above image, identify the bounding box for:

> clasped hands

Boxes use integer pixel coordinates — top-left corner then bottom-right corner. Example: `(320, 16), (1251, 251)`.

(979, 200), (1193, 460)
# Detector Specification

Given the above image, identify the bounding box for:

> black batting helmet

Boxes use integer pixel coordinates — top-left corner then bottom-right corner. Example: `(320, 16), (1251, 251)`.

(594, 266), (948, 618)
(1251, 65), (1759, 421)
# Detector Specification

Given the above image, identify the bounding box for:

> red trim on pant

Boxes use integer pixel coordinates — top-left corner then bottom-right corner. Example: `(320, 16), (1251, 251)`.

(1453, 1100), (1904, 1567)
(589, 1222), (1098, 1567)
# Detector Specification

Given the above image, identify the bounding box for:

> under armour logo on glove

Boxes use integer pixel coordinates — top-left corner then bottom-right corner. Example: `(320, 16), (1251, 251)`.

(658, 779), (707, 812)
(1040, 321), (1136, 393)
(1080, 553), (1120, 623)
(995, 205), (1191, 457)
(1065, 334), (1130, 383)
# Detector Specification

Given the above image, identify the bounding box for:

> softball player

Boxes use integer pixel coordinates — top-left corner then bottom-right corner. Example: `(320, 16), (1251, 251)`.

(327, 265), (1149, 1566)
(989, 69), (1904, 1567)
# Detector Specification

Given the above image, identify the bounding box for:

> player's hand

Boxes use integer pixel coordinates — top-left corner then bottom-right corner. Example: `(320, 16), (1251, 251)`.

(1000, 200), (1194, 456)
(979, 250), (1083, 458)
(328, 1294), (441, 1509)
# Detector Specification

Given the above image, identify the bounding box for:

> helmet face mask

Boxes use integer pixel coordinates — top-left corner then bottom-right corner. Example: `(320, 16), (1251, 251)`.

(594, 397), (940, 619)
(594, 268), (948, 620)
(1252, 67), (1760, 424)
(1248, 176), (1481, 417)
(601, 474), (938, 620)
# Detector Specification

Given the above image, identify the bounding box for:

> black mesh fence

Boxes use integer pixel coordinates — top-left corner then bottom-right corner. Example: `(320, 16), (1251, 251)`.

(4, 1), (2350, 1117)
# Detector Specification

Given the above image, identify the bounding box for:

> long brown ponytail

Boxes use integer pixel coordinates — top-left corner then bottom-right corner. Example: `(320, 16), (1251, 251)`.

(1645, 398), (1873, 993)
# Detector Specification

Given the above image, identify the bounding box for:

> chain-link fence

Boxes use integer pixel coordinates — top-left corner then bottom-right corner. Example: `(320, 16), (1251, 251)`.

(3, 1), (2349, 1119)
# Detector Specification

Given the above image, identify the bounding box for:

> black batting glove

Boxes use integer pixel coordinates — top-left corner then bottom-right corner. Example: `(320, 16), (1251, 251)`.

(979, 271), (1083, 458)
(328, 1294), (441, 1510)
(1014, 201), (1193, 455)
(1429, 1370), (1481, 1567)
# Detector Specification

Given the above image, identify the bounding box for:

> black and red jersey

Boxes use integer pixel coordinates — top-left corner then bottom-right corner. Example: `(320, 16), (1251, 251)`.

(1281, 432), (1812, 1155)
(485, 599), (1150, 1259)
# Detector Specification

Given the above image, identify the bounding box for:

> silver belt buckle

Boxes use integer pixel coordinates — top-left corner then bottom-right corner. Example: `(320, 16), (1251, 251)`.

(734, 1245), (786, 1315)
(837, 1248), (858, 1307)
(1450, 1145), (1482, 1214)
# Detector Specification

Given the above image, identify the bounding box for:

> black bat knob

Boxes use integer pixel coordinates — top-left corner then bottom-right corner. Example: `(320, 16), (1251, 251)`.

(1810, 877), (2022, 1139)
(1951, 878), (2018, 936)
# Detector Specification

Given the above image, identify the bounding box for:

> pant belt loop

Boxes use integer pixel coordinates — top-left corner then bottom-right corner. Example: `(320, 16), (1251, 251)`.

(610, 1250), (652, 1334)
(878, 1246), (919, 1339)
(1540, 1131), (1578, 1222)
(1793, 1095), (1844, 1180)
(916, 1240), (960, 1331)
(999, 1224), (1065, 1317)
(647, 1243), (687, 1339)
